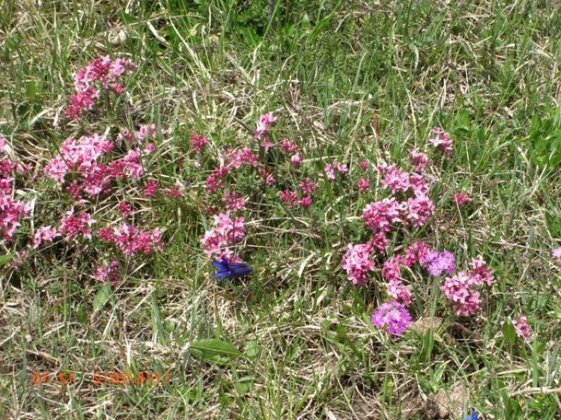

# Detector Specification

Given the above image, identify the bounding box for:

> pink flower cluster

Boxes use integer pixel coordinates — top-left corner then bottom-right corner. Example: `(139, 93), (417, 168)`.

(98, 223), (163, 256)
(65, 56), (136, 120)
(452, 191), (471, 206)
(428, 127), (453, 156)
(95, 259), (122, 286)
(342, 243), (375, 285)
(201, 212), (246, 261)
(440, 257), (494, 316)
(324, 160), (348, 181)
(512, 315), (532, 341)
(59, 209), (95, 241)
(371, 300), (412, 336)
(279, 177), (318, 209)
(33, 226), (60, 248)
(225, 147), (259, 169)
(254, 113), (277, 139)
(44, 132), (151, 199)
(278, 139), (302, 165)
(0, 136), (30, 240)
(191, 131), (208, 154)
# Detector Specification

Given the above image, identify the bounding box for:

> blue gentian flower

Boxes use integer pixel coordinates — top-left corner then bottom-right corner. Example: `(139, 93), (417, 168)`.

(212, 258), (252, 280)
(463, 411), (478, 420)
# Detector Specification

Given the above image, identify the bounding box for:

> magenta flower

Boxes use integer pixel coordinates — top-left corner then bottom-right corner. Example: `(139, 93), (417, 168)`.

(222, 191), (246, 212)
(357, 178), (370, 192)
(190, 131), (208, 154)
(452, 191), (471, 206)
(59, 209), (95, 241)
(429, 127), (453, 156)
(406, 194), (435, 227)
(342, 243), (375, 286)
(441, 271), (482, 316)
(299, 178), (318, 195)
(33, 226), (60, 248)
(512, 315), (532, 341)
(143, 180), (159, 197)
(552, 247), (561, 259)
(95, 259), (122, 286)
(362, 198), (403, 233)
(386, 279), (412, 306)
(371, 300), (412, 336)
(290, 153), (302, 166)
(421, 251), (456, 276)
(279, 190), (298, 207)
(254, 112), (277, 139)
(408, 148), (429, 172)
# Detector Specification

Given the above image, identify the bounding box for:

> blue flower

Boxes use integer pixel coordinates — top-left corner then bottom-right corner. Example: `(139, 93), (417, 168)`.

(463, 411), (478, 420)
(212, 259), (252, 280)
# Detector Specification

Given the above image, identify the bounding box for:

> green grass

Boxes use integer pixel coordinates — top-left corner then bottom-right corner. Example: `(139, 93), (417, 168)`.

(2, 0), (561, 418)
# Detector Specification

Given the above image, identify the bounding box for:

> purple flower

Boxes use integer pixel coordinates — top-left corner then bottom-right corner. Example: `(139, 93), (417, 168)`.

(421, 251), (456, 276)
(371, 300), (412, 336)
(212, 258), (252, 280)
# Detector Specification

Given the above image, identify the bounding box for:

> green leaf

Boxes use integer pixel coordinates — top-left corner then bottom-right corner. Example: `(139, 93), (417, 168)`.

(503, 320), (516, 345)
(0, 253), (13, 267)
(93, 284), (112, 313)
(190, 338), (241, 365)
(191, 338), (240, 357)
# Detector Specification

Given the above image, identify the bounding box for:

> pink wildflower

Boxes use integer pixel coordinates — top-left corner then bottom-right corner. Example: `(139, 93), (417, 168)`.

(279, 190), (298, 207)
(279, 139), (299, 153)
(403, 241), (431, 267)
(452, 191), (471, 206)
(382, 256), (401, 282)
(222, 191), (246, 212)
(32, 226), (60, 248)
(118, 201), (133, 218)
(553, 247), (561, 259)
(512, 315), (532, 341)
(429, 128), (453, 156)
(408, 148), (429, 172)
(206, 166), (229, 193)
(261, 137), (274, 151)
(190, 131), (208, 154)
(299, 178), (319, 195)
(255, 112), (277, 139)
(359, 160), (369, 171)
(298, 196), (313, 208)
(362, 198), (403, 233)
(143, 180), (159, 197)
(112, 223), (163, 256)
(226, 147), (259, 169)
(95, 259), (122, 286)
(441, 271), (482, 316)
(324, 160), (347, 181)
(290, 153), (302, 166)
(357, 178), (370, 192)
(386, 280), (412, 306)
(342, 243), (375, 286)
(381, 165), (411, 194)
(371, 300), (412, 336)
(368, 232), (389, 252)
(469, 257), (494, 286)
(59, 209), (95, 241)
(406, 195), (435, 227)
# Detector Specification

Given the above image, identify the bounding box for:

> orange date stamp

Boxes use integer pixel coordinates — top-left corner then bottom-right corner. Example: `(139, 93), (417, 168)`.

(31, 371), (170, 386)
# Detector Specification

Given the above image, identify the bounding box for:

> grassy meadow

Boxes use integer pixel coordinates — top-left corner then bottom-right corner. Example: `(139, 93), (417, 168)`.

(1, 0), (561, 418)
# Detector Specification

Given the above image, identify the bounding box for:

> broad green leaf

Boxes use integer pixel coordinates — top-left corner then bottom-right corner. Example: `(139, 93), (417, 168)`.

(93, 284), (112, 313)
(0, 253), (13, 267)
(191, 338), (240, 357)
(503, 321), (516, 345)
